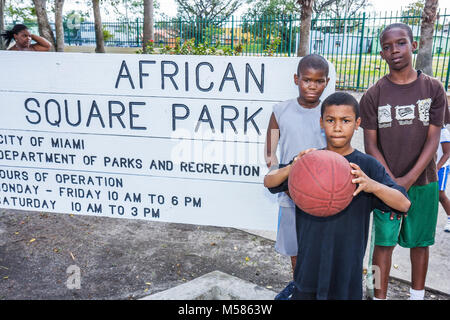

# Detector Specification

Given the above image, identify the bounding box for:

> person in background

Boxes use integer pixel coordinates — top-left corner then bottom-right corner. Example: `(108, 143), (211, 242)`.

(436, 126), (450, 233)
(1, 24), (51, 51)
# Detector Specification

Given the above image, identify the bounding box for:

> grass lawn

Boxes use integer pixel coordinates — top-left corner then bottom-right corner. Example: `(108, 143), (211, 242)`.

(327, 54), (450, 91)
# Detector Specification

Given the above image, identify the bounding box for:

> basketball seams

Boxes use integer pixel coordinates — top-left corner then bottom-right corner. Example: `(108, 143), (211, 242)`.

(288, 150), (354, 217)
(302, 155), (333, 194)
(290, 186), (332, 201)
(290, 154), (352, 202)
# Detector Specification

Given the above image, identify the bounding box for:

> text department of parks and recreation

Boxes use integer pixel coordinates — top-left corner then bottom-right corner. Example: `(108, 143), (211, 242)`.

(0, 135), (260, 177)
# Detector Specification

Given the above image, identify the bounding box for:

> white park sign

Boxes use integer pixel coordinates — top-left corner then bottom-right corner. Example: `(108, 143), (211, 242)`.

(0, 51), (335, 230)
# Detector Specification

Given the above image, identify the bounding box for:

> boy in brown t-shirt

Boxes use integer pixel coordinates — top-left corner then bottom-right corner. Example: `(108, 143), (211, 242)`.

(360, 23), (450, 300)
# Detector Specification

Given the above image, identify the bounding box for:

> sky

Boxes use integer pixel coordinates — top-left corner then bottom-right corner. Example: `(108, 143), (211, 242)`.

(158, 0), (450, 18)
(57, 0), (450, 21)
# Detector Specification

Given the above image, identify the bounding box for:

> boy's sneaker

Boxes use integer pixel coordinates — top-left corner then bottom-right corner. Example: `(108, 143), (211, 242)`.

(274, 281), (295, 300)
(444, 219), (450, 233)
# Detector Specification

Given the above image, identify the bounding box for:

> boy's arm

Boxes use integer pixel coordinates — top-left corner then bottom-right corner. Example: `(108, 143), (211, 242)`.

(370, 181), (411, 213)
(350, 163), (411, 213)
(264, 164), (291, 194)
(264, 112), (280, 168)
(264, 163), (291, 188)
(437, 142), (450, 170)
(360, 91), (396, 179)
(396, 124), (440, 190)
(364, 129), (395, 178)
(264, 148), (316, 193)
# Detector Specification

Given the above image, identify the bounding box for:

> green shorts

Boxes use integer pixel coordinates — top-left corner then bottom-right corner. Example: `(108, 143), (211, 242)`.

(373, 182), (439, 248)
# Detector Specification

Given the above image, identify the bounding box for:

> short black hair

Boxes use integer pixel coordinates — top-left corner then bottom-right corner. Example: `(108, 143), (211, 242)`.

(297, 54), (329, 77)
(321, 92), (360, 119)
(380, 23), (414, 44)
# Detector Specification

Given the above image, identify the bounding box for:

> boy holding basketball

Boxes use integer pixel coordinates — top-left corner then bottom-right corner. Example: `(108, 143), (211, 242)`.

(360, 23), (450, 300)
(264, 92), (410, 300)
(264, 54), (331, 299)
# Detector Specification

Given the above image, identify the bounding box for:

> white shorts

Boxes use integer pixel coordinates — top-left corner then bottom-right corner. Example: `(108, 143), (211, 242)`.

(274, 206), (298, 256)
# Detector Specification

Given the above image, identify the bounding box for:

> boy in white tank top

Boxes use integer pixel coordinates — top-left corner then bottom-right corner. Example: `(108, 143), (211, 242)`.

(264, 54), (333, 299)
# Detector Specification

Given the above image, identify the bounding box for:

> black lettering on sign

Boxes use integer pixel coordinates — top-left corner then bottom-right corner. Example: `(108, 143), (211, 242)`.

(245, 107), (263, 135)
(113, 60), (265, 94)
(139, 60), (156, 89)
(219, 63), (240, 92)
(196, 62), (214, 92)
(172, 104), (190, 131)
(24, 98), (148, 130)
(115, 60), (135, 89)
(221, 105), (239, 134)
(246, 63), (264, 93)
(108, 101), (126, 128)
(195, 105), (215, 133)
(161, 61), (179, 90)
(64, 100), (82, 126)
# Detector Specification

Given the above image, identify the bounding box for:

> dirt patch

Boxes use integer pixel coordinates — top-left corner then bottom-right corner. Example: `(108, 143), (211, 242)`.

(0, 209), (448, 300)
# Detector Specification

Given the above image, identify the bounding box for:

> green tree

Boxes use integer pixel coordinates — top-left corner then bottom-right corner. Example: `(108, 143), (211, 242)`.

(312, 0), (370, 32)
(242, 0), (370, 54)
(244, 0), (369, 21)
(4, 0), (36, 23)
(175, 0), (247, 21)
(242, 0), (299, 53)
(244, 0), (299, 17)
(107, 0), (160, 21)
(313, 0), (369, 19)
(402, 0), (425, 26)
(174, 0), (248, 46)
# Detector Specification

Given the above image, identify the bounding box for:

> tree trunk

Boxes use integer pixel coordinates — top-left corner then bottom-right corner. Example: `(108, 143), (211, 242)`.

(297, 0), (314, 57)
(54, 0), (65, 52)
(0, 0), (5, 50)
(143, 0), (154, 53)
(33, 0), (56, 51)
(415, 0), (439, 76)
(92, 0), (105, 53)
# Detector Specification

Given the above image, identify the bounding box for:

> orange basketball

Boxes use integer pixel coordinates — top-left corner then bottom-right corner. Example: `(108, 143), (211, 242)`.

(288, 150), (355, 217)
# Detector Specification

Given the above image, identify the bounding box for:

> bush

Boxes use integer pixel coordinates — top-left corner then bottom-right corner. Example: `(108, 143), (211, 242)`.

(102, 28), (114, 43)
(263, 37), (281, 56)
(137, 37), (243, 56)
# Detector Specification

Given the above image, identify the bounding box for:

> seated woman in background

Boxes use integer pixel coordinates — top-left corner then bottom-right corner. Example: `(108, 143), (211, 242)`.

(1, 24), (51, 51)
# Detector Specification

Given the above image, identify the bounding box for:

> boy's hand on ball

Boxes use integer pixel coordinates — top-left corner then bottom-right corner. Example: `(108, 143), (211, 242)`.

(294, 148), (317, 163)
(350, 162), (376, 196)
